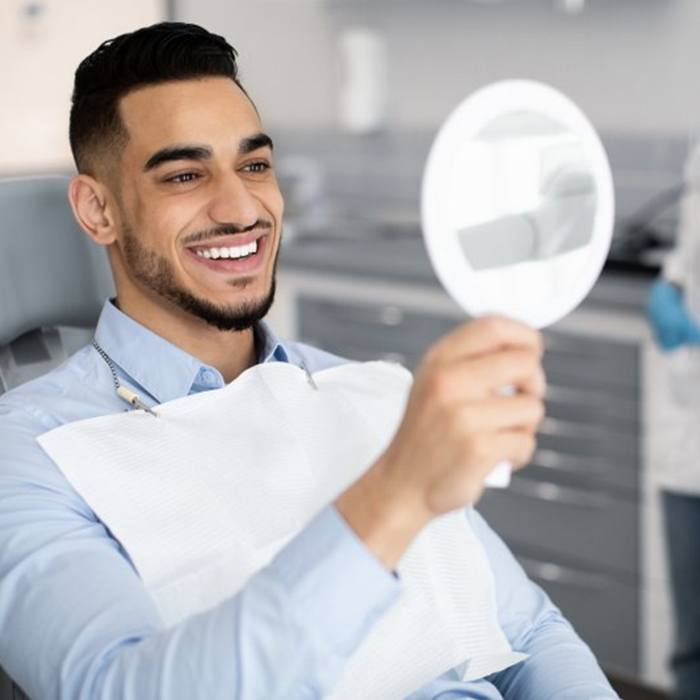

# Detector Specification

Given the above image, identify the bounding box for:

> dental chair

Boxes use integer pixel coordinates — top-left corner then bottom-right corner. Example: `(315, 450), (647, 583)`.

(0, 175), (114, 700)
(457, 166), (596, 271)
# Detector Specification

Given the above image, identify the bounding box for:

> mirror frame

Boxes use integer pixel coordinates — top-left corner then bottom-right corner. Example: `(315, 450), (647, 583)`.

(421, 80), (615, 329)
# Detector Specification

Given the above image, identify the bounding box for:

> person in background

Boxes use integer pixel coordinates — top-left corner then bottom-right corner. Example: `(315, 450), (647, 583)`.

(647, 141), (700, 700)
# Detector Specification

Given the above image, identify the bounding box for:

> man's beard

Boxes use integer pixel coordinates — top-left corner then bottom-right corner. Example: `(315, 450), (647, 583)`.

(121, 224), (278, 332)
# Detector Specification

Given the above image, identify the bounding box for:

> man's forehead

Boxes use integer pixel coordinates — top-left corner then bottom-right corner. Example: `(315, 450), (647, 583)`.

(119, 77), (261, 153)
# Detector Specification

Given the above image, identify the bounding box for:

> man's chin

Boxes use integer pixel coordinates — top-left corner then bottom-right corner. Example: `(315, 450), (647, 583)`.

(170, 280), (276, 333)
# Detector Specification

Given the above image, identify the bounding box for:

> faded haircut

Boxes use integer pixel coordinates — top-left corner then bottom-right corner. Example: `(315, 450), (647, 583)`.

(69, 21), (247, 176)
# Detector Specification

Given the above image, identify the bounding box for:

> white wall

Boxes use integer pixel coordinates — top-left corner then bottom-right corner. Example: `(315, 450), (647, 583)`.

(176, 0), (700, 137)
(0, 0), (166, 174)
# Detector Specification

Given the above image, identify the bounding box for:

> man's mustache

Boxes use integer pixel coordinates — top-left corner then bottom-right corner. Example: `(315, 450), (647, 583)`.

(183, 220), (274, 246)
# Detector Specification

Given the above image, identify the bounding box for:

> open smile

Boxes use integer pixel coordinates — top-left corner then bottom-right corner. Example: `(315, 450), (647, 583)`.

(185, 233), (269, 274)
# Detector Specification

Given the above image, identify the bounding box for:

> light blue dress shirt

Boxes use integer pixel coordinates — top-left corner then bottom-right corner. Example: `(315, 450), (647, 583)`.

(0, 300), (617, 699)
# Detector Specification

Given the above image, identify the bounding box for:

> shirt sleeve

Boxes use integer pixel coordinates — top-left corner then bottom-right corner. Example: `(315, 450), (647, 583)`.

(469, 507), (619, 700)
(0, 404), (400, 700)
(405, 508), (619, 700)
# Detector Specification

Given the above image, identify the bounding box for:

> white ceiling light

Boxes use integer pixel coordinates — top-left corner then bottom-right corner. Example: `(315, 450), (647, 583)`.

(467, 0), (587, 13)
(555, 0), (586, 13)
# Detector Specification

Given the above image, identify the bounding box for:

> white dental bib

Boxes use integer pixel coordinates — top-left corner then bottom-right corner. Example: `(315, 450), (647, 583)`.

(38, 360), (525, 697)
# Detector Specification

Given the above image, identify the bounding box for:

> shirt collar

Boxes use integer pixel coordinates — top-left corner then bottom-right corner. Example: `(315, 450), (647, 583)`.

(255, 318), (290, 365)
(93, 299), (292, 404)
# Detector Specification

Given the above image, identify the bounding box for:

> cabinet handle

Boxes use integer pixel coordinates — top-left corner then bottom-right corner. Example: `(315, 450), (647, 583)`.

(539, 417), (573, 436)
(380, 352), (407, 365)
(539, 417), (621, 441)
(532, 448), (612, 476)
(519, 556), (608, 591)
(300, 298), (406, 327)
(508, 477), (610, 509)
(377, 305), (404, 326)
(545, 385), (609, 407)
(310, 342), (412, 368)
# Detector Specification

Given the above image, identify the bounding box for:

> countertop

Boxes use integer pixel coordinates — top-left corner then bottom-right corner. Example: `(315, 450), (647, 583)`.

(279, 226), (656, 315)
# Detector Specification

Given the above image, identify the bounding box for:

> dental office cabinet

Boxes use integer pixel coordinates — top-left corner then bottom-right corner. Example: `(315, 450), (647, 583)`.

(268, 234), (674, 692)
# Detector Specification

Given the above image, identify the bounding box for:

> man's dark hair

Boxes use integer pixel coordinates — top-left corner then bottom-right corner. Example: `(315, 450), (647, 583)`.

(69, 22), (244, 175)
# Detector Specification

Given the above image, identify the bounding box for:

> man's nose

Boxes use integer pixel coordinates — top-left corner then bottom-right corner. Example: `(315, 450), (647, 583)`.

(207, 172), (259, 228)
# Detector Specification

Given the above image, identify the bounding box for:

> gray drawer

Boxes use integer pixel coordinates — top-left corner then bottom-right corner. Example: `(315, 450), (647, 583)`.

(544, 362), (638, 399)
(517, 554), (639, 676)
(299, 299), (641, 402)
(543, 330), (639, 405)
(545, 384), (638, 431)
(543, 330), (639, 392)
(300, 297), (455, 349)
(298, 296), (457, 365)
(536, 425), (637, 469)
(542, 367), (637, 398)
(300, 297), (639, 381)
(477, 476), (639, 578)
(527, 449), (638, 494)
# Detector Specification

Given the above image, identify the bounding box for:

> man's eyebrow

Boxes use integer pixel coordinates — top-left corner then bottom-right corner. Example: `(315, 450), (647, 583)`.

(143, 145), (213, 172)
(142, 134), (273, 172)
(239, 132), (274, 155)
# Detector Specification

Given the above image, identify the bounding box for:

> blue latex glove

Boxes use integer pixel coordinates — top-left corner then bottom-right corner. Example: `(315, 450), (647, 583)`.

(648, 279), (700, 351)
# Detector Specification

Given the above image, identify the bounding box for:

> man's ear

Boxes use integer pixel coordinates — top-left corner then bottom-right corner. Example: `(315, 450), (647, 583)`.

(68, 174), (119, 246)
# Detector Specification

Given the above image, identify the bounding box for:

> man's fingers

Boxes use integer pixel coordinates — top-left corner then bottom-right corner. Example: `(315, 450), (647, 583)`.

(457, 395), (545, 433)
(427, 315), (543, 366)
(464, 350), (546, 398)
(425, 349), (546, 402)
(469, 430), (538, 479)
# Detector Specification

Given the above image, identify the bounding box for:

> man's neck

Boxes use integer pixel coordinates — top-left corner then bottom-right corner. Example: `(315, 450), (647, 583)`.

(114, 293), (257, 384)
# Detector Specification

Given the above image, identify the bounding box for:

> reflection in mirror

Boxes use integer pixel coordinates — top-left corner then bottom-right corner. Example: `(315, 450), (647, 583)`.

(455, 111), (596, 271)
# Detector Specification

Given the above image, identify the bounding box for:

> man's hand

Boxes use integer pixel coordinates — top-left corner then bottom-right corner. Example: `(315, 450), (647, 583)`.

(335, 316), (545, 569)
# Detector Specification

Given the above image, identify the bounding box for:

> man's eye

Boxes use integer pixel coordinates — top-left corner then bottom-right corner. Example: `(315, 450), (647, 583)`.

(166, 172), (200, 184)
(243, 161), (270, 174)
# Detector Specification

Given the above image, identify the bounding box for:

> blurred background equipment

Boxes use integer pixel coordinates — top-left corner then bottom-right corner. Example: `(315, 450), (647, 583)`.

(338, 26), (388, 134)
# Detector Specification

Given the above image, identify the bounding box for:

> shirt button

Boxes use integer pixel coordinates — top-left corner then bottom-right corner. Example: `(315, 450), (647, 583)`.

(201, 368), (216, 385)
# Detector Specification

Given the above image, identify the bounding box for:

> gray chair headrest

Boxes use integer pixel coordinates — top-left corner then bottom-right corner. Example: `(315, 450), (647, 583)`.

(0, 175), (114, 345)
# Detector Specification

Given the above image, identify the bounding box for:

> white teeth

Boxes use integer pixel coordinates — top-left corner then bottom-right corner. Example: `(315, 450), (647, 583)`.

(195, 240), (259, 261)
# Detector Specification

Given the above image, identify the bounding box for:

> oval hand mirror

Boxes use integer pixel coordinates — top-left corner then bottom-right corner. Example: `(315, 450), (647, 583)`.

(421, 80), (614, 487)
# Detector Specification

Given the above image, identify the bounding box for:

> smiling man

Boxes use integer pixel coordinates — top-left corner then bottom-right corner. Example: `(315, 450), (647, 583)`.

(0, 22), (618, 699)
(69, 57), (283, 381)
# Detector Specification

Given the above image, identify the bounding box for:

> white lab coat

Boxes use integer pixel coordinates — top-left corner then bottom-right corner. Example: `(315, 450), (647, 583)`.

(656, 142), (700, 495)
